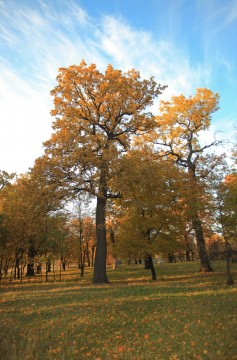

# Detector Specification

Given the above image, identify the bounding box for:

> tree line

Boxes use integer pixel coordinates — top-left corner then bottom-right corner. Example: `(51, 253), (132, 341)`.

(0, 61), (236, 284)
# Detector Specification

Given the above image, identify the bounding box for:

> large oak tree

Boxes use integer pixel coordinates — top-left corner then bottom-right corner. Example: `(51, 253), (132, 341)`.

(43, 60), (166, 283)
(155, 88), (220, 272)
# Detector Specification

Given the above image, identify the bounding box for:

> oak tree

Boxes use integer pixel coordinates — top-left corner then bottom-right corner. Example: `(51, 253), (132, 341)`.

(44, 60), (166, 283)
(155, 88), (220, 272)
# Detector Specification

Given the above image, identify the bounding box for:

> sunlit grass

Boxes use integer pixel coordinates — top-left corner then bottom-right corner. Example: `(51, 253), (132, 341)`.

(0, 261), (237, 359)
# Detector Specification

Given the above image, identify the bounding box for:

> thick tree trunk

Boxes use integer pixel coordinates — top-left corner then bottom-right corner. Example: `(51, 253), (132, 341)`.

(93, 196), (109, 283)
(26, 262), (34, 277)
(144, 256), (151, 269)
(192, 216), (213, 272)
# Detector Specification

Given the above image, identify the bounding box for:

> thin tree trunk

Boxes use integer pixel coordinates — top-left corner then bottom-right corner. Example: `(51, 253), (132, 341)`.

(91, 245), (95, 267)
(113, 257), (118, 270)
(59, 258), (62, 283)
(26, 244), (36, 277)
(93, 196), (108, 283)
(224, 239), (234, 285)
(14, 256), (21, 279)
(86, 243), (90, 267)
(46, 260), (51, 273)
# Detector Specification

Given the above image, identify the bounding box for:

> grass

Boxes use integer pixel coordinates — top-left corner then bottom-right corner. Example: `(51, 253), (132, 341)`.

(0, 261), (237, 360)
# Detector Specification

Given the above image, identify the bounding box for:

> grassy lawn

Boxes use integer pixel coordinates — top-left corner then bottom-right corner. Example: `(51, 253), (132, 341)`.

(0, 261), (237, 360)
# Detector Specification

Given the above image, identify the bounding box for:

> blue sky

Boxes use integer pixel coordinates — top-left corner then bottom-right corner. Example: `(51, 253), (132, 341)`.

(0, 0), (236, 174)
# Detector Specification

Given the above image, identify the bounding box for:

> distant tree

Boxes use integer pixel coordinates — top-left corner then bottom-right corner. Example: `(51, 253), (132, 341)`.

(0, 170), (15, 190)
(43, 60), (166, 283)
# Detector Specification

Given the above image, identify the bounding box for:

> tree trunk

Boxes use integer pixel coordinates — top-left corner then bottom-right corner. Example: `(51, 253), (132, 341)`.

(145, 255), (157, 280)
(14, 257), (21, 279)
(226, 256), (234, 285)
(86, 243), (91, 267)
(36, 264), (42, 274)
(225, 239), (234, 285)
(185, 250), (191, 262)
(192, 216), (213, 272)
(26, 262), (35, 277)
(113, 257), (118, 270)
(46, 260), (51, 273)
(187, 167), (213, 272)
(26, 244), (36, 277)
(144, 256), (151, 269)
(93, 196), (109, 283)
(91, 245), (95, 267)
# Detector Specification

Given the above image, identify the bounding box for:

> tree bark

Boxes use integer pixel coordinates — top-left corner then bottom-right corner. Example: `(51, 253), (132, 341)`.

(93, 196), (109, 283)
(192, 216), (213, 272)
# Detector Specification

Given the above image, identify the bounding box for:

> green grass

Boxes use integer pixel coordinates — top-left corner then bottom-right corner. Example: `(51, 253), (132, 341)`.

(0, 261), (237, 360)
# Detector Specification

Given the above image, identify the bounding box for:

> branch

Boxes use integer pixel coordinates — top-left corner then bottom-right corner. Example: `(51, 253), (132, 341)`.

(106, 193), (122, 199)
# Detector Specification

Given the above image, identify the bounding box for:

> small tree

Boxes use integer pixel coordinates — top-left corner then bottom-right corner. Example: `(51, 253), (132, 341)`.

(113, 150), (184, 280)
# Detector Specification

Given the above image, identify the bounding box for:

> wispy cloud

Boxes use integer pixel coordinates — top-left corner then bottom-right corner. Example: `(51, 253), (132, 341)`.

(97, 16), (210, 100)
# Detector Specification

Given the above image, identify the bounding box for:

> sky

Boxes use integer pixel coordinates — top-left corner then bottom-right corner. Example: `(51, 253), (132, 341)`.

(0, 0), (237, 175)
